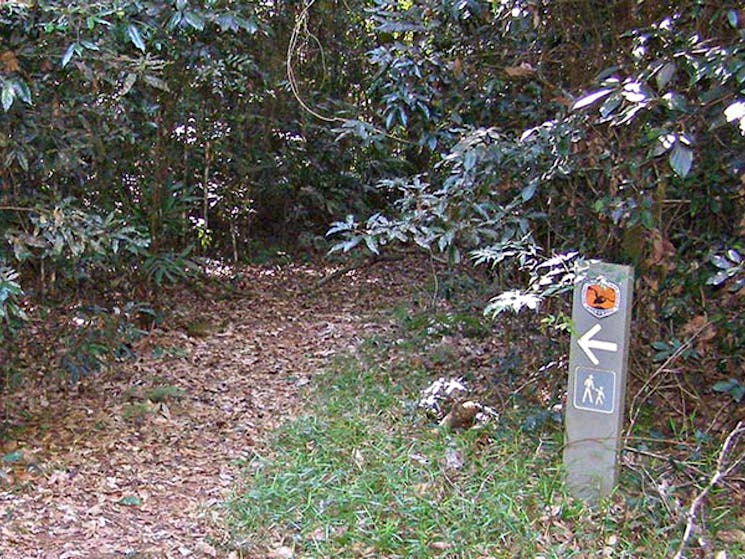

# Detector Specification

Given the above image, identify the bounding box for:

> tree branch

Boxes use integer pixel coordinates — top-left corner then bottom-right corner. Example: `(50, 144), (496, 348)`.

(672, 420), (745, 559)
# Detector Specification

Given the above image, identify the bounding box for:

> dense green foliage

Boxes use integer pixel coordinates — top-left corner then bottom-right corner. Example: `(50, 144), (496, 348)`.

(1, 1), (743, 402)
(0, 0), (375, 302)
(328, 0), (745, 398)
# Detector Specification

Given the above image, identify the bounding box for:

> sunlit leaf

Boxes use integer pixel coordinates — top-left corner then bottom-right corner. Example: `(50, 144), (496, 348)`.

(80, 40), (100, 51)
(710, 254), (732, 269)
(724, 101), (745, 127)
(662, 92), (687, 112)
(1, 80), (15, 112)
(127, 24), (146, 52)
(341, 237), (362, 252)
(237, 16), (259, 34)
(61, 43), (76, 67)
(385, 110), (395, 130)
(363, 235), (379, 255)
(727, 10), (739, 29)
(571, 89), (613, 111)
(463, 150), (477, 171)
(650, 133), (676, 157)
(216, 14), (237, 32)
(706, 270), (730, 286)
(621, 80), (647, 104)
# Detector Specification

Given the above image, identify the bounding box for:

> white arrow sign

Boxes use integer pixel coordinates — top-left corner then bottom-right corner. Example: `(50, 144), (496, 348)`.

(578, 323), (618, 365)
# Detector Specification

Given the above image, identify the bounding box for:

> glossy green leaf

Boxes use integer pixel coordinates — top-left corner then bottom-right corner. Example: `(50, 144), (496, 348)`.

(727, 10), (739, 29)
(599, 92), (622, 118)
(656, 62), (676, 90)
(640, 209), (653, 229)
(127, 24), (146, 52)
(706, 269), (730, 286)
(167, 12), (183, 31)
(12, 79), (31, 104)
(384, 110), (395, 130)
(15, 151), (28, 171)
(236, 16), (259, 34)
(184, 11), (205, 31)
(669, 140), (693, 178)
(81, 40), (100, 51)
(1, 81), (15, 112)
(216, 14), (236, 32)
(363, 235), (379, 255)
(571, 88), (613, 111)
(463, 150), (477, 171)
(712, 379), (744, 402)
(711, 255), (731, 269)
(521, 180), (537, 202)
(61, 43), (76, 67)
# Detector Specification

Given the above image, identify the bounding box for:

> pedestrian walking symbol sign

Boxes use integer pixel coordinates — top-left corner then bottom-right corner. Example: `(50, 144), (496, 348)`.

(565, 262), (633, 502)
(573, 367), (615, 414)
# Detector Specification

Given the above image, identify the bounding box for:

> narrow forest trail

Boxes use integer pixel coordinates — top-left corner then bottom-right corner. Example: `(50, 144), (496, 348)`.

(0, 257), (428, 559)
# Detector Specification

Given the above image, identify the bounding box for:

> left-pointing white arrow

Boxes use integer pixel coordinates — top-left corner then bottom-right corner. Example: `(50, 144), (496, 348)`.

(578, 323), (618, 365)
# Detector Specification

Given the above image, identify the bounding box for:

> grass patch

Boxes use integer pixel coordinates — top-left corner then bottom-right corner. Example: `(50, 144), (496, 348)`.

(145, 384), (184, 403)
(229, 338), (744, 558)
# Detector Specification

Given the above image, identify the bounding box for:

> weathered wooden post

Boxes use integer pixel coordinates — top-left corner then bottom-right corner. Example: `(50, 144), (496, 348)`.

(563, 262), (634, 503)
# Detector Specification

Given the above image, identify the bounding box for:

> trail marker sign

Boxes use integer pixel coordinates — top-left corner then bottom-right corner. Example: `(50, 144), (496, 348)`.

(563, 262), (633, 503)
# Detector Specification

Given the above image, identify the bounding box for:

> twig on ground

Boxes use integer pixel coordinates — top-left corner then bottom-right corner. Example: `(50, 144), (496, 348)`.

(671, 420), (745, 559)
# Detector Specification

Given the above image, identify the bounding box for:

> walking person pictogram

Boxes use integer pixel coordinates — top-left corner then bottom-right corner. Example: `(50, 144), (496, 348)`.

(582, 374), (595, 404)
(595, 386), (605, 407)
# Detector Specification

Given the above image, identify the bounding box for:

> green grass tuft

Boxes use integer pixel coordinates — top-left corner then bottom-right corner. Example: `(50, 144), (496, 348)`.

(228, 346), (744, 559)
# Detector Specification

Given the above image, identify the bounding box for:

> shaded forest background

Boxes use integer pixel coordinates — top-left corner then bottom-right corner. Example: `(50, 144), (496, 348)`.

(0, 0), (743, 439)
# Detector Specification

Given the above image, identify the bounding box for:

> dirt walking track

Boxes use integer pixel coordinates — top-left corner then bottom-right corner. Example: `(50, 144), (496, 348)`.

(0, 258), (425, 558)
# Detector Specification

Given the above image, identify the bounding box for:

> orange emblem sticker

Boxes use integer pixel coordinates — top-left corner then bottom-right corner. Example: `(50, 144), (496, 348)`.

(581, 280), (620, 318)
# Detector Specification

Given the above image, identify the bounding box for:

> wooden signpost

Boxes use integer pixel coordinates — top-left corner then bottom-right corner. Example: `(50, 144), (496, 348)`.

(563, 262), (634, 503)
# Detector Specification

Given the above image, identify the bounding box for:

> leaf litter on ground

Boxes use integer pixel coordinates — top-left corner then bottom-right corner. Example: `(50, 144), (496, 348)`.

(0, 256), (432, 558)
